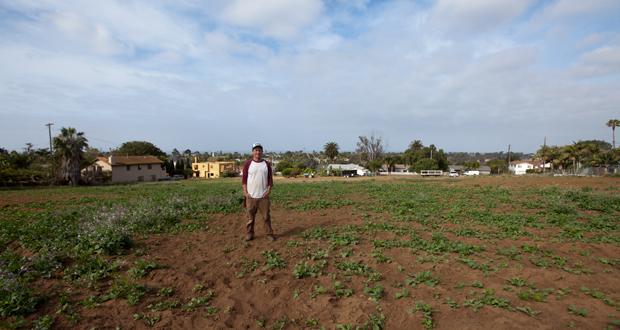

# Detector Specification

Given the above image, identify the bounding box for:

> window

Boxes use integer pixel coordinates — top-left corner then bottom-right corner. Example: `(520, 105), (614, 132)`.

(148, 164), (152, 170)
(126, 165), (131, 171)
(137, 176), (144, 182)
(138, 165), (142, 170)
(193, 165), (198, 170)
(151, 175), (156, 181)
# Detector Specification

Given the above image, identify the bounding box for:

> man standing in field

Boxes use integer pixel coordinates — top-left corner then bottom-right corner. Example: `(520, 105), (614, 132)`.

(242, 143), (275, 242)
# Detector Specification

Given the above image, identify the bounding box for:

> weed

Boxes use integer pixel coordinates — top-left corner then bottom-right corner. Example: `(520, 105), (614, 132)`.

(516, 306), (541, 317)
(261, 250), (286, 270)
(128, 259), (161, 279)
(311, 285), (327, 298)
(406, 271), (439, 287)
(364, 284), (384, 302)
(567, 305), (587, 317)
(293, 260), (326, 279)
(395, 288), (410, 299)
(102, 277), (145, 306)
(413, 301), (434, 329)
(445, 297), (459, 309)
(133, 312), (161, 327)
(183, 291), (216, 312)
(334, 281), (354, 298)
(32, 314), (54, 330)
(237, 258), (259, 278)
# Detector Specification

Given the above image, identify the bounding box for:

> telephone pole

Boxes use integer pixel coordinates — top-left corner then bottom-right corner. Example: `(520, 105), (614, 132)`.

(45, 123), (54, 153)
(507, 144), (511, 174)
(542, 136), (547, 174)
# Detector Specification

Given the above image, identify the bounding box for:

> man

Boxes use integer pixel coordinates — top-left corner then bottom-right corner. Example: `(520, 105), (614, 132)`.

(242, 143), (275, 241)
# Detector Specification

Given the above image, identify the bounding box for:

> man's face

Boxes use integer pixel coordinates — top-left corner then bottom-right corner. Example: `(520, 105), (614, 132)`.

(252, 147), (263, 160)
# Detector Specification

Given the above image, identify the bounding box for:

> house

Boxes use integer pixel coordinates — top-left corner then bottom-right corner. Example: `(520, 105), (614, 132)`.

(192, 158), (238, 178)
(327, 164), (369, 176)
(88, 155), (166, 183)
(509, 161), (534, 175)
(478, 165), (491, 175)
(449, 165), (465, 174)
(380, 164), (411, 174)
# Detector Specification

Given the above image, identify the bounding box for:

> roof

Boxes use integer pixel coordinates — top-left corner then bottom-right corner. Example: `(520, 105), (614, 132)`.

(107, 155), (163, 165)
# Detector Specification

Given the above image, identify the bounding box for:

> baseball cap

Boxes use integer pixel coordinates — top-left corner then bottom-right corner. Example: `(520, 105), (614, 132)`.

(252, 142), (263, 150)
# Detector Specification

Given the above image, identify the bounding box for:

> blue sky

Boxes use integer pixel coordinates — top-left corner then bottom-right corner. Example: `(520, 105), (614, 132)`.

(1, 0), (619, 153)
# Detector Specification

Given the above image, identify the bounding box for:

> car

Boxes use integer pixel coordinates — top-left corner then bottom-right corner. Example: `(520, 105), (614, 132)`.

(464, 170), (480, 176)
(448, 170), (459, 177)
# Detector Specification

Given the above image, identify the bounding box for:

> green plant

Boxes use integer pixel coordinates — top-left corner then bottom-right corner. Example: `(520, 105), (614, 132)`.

(333, 281), (354, 298)
(261, 250), (286, 270)
(395, 288), (410, 299)
(293, 260), (326, 279)
(568, 305), (587, 317)
(32, 315), (54, 330)
(413, 301), (434, 329)
(364, 284), (384, 302)
(405, 271), (439, 287)
(128, 259), (161, 278)
(103, 277), (146, 306)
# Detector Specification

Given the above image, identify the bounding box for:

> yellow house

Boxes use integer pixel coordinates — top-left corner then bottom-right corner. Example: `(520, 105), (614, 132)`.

(192, 157), (238, 178)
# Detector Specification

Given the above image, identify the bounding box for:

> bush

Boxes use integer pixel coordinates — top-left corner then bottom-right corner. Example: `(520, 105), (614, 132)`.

(0, 270), (38, 317)
(281, 168), (301, 178)
(222, 170), (238, 178)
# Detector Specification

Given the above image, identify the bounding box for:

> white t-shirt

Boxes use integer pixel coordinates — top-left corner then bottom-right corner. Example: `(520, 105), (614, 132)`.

(246, 160), (269, 198)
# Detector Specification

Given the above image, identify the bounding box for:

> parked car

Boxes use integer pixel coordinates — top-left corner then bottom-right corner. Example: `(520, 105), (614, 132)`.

(464, 170), (479, 176)
(448, 170), (459, 177)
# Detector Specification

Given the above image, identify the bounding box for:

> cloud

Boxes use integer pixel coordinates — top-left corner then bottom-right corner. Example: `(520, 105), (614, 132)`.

(219, 0), (324, 39)
(1, 0), (619, 152)
(572, 46), (620, 77)
(539, 0), (620, 20)
(431, 0), (535, 35)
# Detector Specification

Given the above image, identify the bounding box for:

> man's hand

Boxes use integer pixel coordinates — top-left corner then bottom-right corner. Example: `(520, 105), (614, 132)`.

(262, 187), (271, 198)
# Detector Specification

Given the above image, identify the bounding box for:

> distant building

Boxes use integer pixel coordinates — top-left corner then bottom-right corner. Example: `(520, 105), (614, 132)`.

(88, 155), (166, 183)
(478, 165), (491, 175)
(509, 161), (534, 175)
(192, 158), (238, 178)
(327, 163), (369, 176)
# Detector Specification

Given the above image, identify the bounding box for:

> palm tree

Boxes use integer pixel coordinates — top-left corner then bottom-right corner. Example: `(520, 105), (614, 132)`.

(53, 127), (88, 185)
(607, 119), (620, 149)
(323, 142), (339, 162)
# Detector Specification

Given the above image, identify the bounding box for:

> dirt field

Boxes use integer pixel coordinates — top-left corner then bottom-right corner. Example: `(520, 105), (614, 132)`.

(1, 176), (619, 329)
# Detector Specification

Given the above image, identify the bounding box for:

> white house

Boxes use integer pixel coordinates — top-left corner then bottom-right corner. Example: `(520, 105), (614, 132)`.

(90, 155), (167, 183)
(509, 161), (534, 175)
(327, 164), (369, 176)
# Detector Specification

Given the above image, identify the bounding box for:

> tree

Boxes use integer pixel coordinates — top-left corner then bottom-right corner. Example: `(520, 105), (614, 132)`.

(114, 141), (166, 159)
(463, 161), (480, 170)
(356, 134), (384, 163)
(384, 156), (397, 173)
(53, 127), (89, 185)
(486, 159), (507, 174)
(607, 119), (620, 149)
(367, 159), (383, 173)
(324, 142), (339, 162)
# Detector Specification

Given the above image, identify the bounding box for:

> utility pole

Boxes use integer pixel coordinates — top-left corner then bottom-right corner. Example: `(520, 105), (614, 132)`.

(507, 144), (511, 174)
(45, 123), (54, 153)
(542, 136), (547, 174)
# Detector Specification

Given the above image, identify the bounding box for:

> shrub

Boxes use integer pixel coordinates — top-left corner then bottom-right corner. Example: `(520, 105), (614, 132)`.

(0, 269), (38, 317)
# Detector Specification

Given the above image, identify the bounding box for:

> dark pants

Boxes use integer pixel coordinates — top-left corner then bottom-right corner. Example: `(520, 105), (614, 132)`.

(245, 197), (273, 236)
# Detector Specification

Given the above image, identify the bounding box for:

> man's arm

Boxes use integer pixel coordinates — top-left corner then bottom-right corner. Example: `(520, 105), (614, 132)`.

(242, 160), (251, 198)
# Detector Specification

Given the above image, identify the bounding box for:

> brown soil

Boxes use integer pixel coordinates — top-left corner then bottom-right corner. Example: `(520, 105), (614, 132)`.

(11, 176), (620, 329)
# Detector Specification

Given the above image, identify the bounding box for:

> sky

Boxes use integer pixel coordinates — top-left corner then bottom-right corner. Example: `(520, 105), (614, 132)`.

(1, 0), (620, 153)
